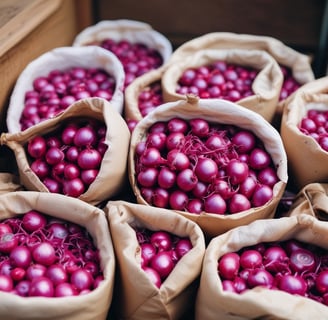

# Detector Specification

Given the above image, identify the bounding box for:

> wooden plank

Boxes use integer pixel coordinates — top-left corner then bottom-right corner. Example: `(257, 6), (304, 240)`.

(0, 0), (81, 132)
(96, 0), (325, 52)
(0, 0), (62, 57)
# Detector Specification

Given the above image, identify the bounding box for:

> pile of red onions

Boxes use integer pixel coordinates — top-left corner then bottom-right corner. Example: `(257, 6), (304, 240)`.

(176, 60), (258, 101)
(279, 66), (301, 101)
(138, 81), (163, 117)
(0, 210), (103, 297)
(99, 39), (163, 88)
(218, 239), (328, 306)
(298, 108), (328, 152)
(136, 228), (192, 288)
(27, 118), (107, 198)
(134, 117), (278, 214)
(20, 67), (116, 131)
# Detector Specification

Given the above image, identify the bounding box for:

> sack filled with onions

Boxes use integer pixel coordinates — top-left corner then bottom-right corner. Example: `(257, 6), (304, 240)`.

(0, 190), (115, 320)
(6, 46), (125, 133)
(104, 200), (205, 320)
(285, 183), (328, 221)
(280, 91), (328, 189)
(73, 19), (173, 89)
(2, 97), (130, 206)
(196, 214), (328, 320)
(169, 32), (314, 111)
(128, 95), (288, 237)
(124, 65), (167, 126)
(162, 48), (283, 123)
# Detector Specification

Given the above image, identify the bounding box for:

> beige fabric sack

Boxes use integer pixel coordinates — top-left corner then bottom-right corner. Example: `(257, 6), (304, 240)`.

(0, 190), (115, 320)
(124, 65), (167, 122)
(286, 183), (328, 221)
(104, 200), (205, 320)
(73, 19), (173, 67)
(169, 32), (314, 103)
(128, 95), (288, 237)
(280, 92), (328, 189)
(162, 49), (283, 123)
(6, 46), (125, 133)
(196, 214), (328, 320)
(2, 97), (130, 206)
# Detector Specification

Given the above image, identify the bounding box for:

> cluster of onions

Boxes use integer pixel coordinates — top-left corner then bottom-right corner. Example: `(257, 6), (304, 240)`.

(279, 66), (301, 101)
(20, 67), (116, 130)
(125, 81), (163, 133)
(218, 239), (328, 306)
(298, 109), (328, 152)
(138, 81), (163, 117)
(136, 228), (193, 288)
(27, 118), (107, 198)
(0, 210), (103, 297)
(134, 117), (278, 215)
(176, 60), (258, 102)
(99, 39), (163, 88)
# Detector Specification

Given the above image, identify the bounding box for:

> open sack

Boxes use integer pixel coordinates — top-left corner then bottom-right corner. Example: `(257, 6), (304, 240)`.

(280, 91), (328, 189)
(2, 97), (130, 206)
(6, 46), (125, 133)
(0, 191), (115, 320)
(104, 200), (205, 320)
(169, 32), (314, 110)
(161, 49), (283, 123)
(73, 19), (172, 89)
(196, 214), (328, 320)
(128, 95), (288, 237)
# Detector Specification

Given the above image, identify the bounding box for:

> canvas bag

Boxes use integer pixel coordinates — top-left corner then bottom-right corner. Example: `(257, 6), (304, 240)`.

(128, 95), (288, 237)
(196, 214), (328, 320)
(286, 182), (328, 221)
(73, 19), (173, 68)
(6, 45), (125, 133)
(169, 32), (315, 110)
(162, 49), (283, 123)
(124, 65), (167, 122)
(2, 97), (130, 206)
(104, 200), (205, 320)
(0, 190), (115, 320)
(280, 91), (328, 189)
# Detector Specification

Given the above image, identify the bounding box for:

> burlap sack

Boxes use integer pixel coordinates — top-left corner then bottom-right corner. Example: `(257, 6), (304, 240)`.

(169, 32), (314, 105)
(196, 214), (328, 320)
(73, 19), (172, 67)
(286, 183), (328, 221)
(162, 49), (283, 123)
(124, 65), (167, 122)
(104, 200), (205, 320)
(0, 190), (115, 320)
(2, 97), (130, 206)
(6, 46), (125, 133)
(128, 95), (288, 237)
(280, 92), (328, 189)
